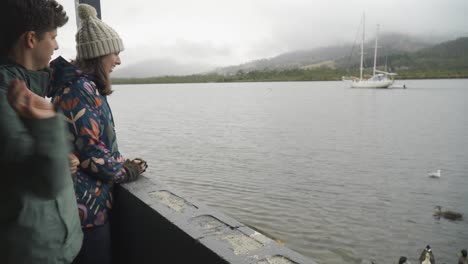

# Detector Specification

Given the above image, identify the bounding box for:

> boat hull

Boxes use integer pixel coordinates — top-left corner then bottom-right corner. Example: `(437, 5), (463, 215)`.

(350, 79), (394, 88)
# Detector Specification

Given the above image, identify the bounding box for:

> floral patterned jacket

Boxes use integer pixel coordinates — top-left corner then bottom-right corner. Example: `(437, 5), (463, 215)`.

(48, 57), (139, 228)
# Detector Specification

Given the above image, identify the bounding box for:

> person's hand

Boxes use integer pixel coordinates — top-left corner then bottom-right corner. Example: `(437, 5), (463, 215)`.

(7, 79), (56, 119)
(131, 158), (148, 174)
(69, 153), (80, 174)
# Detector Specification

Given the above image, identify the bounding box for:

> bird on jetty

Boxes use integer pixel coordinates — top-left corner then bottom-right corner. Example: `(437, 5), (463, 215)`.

(419, 245), (435, 264)
(398, 256), (409, 264)
(459, 249), (467, 264)
(433, 205), (463, 221)
(428, 169), (441, 178)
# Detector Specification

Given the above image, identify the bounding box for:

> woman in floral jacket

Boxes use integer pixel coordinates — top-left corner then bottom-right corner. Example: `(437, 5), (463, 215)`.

(47, 4), (147, 264)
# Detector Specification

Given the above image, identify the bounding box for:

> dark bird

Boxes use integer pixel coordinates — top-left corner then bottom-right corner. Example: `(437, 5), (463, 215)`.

(433, 206), (463, 221)
(399, 256), (408, 264)
(459, 249), (468, 264)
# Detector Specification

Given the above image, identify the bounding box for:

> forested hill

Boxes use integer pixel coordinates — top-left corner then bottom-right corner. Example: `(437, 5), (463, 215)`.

(378, 37), (468, 79)
(216, 33), (432, 75)
(388, 37), (468, 70)
(113, 36), (468, 84)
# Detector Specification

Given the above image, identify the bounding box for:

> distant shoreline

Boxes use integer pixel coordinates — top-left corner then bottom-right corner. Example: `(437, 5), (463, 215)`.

(112, 69), (468, 85)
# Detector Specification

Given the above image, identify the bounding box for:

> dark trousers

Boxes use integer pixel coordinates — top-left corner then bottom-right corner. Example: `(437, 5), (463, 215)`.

(72, 222), (111, 264)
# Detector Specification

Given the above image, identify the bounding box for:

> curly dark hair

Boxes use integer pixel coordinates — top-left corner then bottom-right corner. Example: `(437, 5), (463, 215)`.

(0, 0), (68, 56)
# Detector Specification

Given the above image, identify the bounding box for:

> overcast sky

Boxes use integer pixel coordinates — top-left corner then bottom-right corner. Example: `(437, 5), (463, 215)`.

(55, 0), (468, 67)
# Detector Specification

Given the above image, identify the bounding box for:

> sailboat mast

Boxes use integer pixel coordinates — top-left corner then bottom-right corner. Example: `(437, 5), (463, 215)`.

(360, 14), (365, 81)
(373, 24), (379, 76)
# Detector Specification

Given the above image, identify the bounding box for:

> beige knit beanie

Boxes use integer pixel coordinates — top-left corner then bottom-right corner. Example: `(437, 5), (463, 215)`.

(76, 4), (124, 59)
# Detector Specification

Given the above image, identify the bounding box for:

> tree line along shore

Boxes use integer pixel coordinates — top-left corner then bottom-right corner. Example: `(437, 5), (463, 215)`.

(112, 68), (468, 85)
(113, 37), (468, 85)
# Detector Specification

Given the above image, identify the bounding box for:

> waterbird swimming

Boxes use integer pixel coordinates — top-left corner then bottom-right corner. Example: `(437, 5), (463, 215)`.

(428, 169), (441, 178)
(398, 256), (408, 264)
(459, 249), (468, 264)
(433, 206), (463, 221)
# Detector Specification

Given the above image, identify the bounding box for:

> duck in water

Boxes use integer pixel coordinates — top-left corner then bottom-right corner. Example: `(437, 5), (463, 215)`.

(399, 256), (409, 264)
(459, 249), (468, 264)
(419, 245), (435, 264)
(433, 205), (463, 221)
(428, 169), (441, 178)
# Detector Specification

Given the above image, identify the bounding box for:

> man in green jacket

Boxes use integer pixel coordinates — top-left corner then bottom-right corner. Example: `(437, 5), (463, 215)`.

(0, 0), (83, 263)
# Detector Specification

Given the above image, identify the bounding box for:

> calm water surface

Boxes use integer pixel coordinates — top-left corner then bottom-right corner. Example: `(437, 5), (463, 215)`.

(109, 79), (468, 264)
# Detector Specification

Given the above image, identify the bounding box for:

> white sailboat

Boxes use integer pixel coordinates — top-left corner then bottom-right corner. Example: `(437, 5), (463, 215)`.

(343, 15), (396, 88)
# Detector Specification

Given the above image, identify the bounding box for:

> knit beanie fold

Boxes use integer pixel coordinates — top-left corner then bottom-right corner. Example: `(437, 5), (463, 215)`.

(76, 4), (124, 59)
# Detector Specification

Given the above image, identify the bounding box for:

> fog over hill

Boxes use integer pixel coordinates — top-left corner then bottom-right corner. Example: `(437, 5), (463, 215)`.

(216, 33), (435, 75)
(112, 33), (454, 78)
(112, 58), (215, 78)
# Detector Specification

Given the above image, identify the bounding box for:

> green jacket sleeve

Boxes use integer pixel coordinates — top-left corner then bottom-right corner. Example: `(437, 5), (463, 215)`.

(22, 116), (71, 198)
(0, 91), (34, 161)
(0, 90), (71, 199)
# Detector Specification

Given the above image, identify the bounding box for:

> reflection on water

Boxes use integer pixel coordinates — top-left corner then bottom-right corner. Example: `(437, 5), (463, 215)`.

(109, 79), (468, 264)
